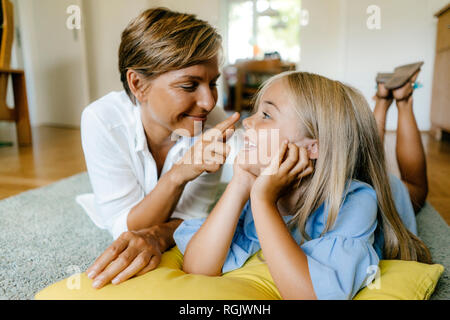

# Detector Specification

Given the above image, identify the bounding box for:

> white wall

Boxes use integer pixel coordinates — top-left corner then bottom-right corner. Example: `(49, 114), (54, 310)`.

(300, 0), (449, 131)
(15, 0), (90, 127)
(154, 0), (221, 24)
(11, 0), (152, 127)
(298, 0), (346, 80)
(82, 0), (153, 102)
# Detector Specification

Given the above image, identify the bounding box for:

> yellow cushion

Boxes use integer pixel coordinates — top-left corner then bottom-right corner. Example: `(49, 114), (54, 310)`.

(354, 259), (444, 300)
(35, 246), (281, 300)
(35, 246), (443, 300)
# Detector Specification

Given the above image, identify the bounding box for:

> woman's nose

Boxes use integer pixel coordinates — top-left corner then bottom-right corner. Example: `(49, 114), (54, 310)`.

(197, 86), (216, 111)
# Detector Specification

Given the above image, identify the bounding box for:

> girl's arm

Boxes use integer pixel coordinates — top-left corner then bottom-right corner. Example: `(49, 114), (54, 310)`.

(182, 176), (251, 276)
(250, 142), (317, 299)
(250, 200), (317, 300)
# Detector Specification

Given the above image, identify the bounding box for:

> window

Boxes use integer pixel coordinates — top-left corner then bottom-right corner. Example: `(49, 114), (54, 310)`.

(227, 0), (301, 64)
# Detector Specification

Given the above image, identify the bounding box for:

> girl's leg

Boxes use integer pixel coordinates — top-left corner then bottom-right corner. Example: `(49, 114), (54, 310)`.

(392, 72), (428, 214)
(373, 83), (394, 143)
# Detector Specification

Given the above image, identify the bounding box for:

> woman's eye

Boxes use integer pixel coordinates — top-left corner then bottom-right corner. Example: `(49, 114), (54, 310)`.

(210, 82), (218, 88)
(180, 83), (198, 91)
(262, 112), (271, 119)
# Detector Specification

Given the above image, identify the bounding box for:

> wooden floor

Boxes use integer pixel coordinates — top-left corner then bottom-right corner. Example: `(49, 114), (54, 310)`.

(1, 126), (449, 225)
(0, 126), (86, 199)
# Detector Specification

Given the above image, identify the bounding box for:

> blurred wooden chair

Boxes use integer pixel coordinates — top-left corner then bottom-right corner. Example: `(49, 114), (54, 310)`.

(0, 0), (32, 146)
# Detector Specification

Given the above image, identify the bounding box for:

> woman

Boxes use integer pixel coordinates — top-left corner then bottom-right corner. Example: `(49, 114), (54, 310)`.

(79, 7), (239, 289)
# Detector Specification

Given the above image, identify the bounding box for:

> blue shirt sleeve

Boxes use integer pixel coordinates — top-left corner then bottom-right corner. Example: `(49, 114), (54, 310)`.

(222, 202), (262, 273)
(300, 182), (380, 300)
(173, 216), (207, 255)
(173, 201), (261, 274)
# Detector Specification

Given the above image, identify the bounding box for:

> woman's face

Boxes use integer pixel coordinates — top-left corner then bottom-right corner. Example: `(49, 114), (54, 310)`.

(242, 78), (317, 173)
(137, 57), (220, 137)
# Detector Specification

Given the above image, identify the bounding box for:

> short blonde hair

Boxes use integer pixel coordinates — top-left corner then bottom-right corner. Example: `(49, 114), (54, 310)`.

(119, 7), (222, 104)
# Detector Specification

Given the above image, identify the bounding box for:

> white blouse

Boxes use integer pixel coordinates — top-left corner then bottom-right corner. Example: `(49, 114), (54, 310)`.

(77, 91), (229, 240)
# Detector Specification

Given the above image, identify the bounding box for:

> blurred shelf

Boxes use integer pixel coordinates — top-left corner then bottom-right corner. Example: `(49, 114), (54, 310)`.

(223, 58), (296, 112)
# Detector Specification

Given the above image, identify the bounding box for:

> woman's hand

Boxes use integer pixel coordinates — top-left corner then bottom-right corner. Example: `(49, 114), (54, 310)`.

(172, 112), (240, 184)
(86, 227), (163, 289)
(250, 141), (314, 204)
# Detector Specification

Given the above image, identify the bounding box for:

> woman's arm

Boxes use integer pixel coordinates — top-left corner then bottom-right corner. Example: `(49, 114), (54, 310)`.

(182, 176), (251, 276)
(127, 113), (240, 231)
(126, 167), (187, 230)
(84, 113), (239, 288)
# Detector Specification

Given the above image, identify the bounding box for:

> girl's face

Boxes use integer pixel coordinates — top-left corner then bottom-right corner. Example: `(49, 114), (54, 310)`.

(135, 57), (220, 137)
(242, 78), (318, 173)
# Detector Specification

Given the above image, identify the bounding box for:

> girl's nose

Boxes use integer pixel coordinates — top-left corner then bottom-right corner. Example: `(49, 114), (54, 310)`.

(242, 116), (253, 130)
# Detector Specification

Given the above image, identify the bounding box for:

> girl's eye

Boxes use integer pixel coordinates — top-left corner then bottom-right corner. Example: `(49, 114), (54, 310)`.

(262, 111), (271, 119)
(210, 82), (218, 88)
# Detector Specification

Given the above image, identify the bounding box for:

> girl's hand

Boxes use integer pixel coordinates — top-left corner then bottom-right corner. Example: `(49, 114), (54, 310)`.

(231, 149), (258, 193)
(172, 113), (240, 184)
(250, 141), (314, 204)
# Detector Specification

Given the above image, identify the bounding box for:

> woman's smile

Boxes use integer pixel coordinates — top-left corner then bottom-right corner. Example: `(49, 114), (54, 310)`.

(182, 113), (208, 122)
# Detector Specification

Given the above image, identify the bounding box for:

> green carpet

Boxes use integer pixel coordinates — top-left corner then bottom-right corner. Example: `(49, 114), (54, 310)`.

(0, 173), (448, 300)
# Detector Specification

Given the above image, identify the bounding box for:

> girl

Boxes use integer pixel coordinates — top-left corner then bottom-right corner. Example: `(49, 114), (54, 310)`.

(173, 71), (432, 300)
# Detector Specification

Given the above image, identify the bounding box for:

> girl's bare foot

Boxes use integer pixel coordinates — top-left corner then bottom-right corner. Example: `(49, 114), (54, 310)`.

(375, 82), (392, 100)
(373, 82), (394, 114)
(393, 70), (420, 102)
(373, 83), (394, 107)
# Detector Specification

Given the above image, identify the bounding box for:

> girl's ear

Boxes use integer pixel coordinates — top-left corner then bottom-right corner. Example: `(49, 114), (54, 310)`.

(294, 138), (319, 159)
(307, 140), (319, 159)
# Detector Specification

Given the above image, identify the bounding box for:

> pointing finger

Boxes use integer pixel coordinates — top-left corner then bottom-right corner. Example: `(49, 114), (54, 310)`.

(204, 112), (240, 141)
(214, 112), (240, 133)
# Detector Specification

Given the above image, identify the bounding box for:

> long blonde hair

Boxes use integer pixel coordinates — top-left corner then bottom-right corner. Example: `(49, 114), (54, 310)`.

(254, 71), (432, 264)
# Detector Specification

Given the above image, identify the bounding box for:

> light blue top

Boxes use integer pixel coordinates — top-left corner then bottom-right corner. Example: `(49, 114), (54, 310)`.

(173, 174), (417, 300)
